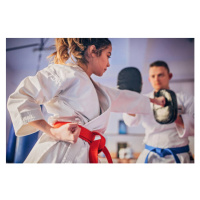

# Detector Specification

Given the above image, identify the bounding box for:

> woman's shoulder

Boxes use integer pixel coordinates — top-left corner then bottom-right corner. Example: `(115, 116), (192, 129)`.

(43, 63), (83, 77)
(41, 63), (88, 85)
(45, 63), (76, 72)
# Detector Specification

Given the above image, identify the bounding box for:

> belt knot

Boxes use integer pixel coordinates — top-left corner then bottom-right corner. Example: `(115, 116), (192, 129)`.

(53, 122), (113, 163)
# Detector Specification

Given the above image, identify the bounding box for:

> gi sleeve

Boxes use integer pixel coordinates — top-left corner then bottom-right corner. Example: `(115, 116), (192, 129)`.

(175, 93), (194, 138)
(7, 65), (63, 136)
(122, 113), (142, 127)
(99, 84), (152, 115)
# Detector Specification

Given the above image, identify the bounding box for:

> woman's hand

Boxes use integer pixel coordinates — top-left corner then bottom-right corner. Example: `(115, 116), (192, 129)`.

(28, 120), (81, 144)
(50, 123), (81, 143)
(150, 96), (166, 107)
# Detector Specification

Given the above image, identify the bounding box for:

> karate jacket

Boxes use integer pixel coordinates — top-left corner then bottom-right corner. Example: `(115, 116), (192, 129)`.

(7, 63), (152, 163)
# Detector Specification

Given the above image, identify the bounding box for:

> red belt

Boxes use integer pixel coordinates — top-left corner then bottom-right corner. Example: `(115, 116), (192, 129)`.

(53, 122), (113, 163)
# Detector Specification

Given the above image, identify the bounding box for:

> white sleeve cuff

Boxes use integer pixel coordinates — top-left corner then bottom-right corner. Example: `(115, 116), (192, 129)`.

(176, 114), (193, 138)
(123, 113), (141, 127)
(14, 108), (45, 136)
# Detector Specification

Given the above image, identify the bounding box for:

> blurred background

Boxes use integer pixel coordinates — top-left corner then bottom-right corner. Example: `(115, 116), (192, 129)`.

(6, 38), (194, 163)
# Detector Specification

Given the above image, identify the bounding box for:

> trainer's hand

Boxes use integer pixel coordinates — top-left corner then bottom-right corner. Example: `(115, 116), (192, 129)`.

(175, 115), (184, 129)
(51, 123), (81, 143)
(150, 96), (166, 107)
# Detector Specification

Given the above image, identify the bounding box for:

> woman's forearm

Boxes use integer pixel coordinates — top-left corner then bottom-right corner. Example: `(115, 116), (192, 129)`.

(28, 119), (81, 143)
(28, 119), (55, 138)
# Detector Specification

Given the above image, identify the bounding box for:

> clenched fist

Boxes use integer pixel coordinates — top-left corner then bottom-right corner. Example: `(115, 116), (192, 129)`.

(51, 123), (81, 143)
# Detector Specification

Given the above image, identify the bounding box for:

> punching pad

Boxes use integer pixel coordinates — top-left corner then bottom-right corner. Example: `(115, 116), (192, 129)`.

(117, 67), (142, 93)
(153, 89), (178, 124)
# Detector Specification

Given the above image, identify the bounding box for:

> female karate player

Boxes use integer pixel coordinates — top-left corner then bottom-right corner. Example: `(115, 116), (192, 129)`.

(7, 38), (165, 163)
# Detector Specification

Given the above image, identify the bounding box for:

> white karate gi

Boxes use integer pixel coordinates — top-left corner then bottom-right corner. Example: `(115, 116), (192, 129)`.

(123, 91), (194, 163)
(7, 63), (152, 163)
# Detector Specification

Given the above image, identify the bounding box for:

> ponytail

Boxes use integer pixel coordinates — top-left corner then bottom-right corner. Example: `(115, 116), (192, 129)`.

(48, 38), (111, 65)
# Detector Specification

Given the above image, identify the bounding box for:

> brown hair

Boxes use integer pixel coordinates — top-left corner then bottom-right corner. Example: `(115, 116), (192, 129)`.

(150, 60), (170, 73)
(48, 38), (111, 65)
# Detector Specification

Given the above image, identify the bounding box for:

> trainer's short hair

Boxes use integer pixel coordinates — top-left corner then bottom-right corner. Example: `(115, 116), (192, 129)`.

(150, 60), (170, 73)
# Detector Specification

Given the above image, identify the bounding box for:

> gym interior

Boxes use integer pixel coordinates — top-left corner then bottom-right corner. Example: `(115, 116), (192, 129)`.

(6, 38), (194, 163)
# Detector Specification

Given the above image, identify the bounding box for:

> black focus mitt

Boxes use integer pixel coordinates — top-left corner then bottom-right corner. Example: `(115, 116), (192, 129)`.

(117, 67), (142, 93)
(153, 89), (178, 124)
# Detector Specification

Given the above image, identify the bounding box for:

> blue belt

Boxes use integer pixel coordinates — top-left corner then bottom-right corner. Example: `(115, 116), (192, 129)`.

(145, 144), (189, 163)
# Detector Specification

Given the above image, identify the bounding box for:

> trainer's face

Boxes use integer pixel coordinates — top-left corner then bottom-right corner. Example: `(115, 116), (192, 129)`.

(149, 66), (172, 92)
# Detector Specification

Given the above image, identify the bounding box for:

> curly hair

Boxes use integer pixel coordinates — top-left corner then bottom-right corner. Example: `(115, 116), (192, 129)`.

(48, 38), (111, 65)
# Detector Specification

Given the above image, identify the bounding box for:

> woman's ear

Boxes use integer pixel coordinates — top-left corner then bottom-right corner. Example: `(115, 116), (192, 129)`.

(87, 45), (97, 58)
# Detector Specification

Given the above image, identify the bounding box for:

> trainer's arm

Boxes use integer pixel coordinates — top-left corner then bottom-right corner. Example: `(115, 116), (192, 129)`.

(175, 115), (184, 129)
(175, 94), (194, 138)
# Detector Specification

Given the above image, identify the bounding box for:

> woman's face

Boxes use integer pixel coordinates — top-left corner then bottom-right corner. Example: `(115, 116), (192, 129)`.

(90, 45), (112, 77)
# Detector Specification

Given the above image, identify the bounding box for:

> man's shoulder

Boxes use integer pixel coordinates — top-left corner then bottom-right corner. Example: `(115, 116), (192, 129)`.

(175, 90), (194, 102)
